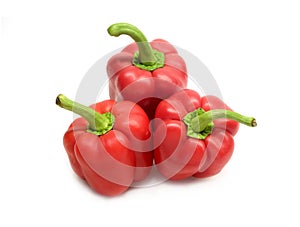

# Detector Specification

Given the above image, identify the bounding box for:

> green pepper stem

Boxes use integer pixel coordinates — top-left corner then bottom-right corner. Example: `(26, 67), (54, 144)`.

(56, 94), (114, 135)
(107, 23), (157, 66)
(191, 109), (257, 133)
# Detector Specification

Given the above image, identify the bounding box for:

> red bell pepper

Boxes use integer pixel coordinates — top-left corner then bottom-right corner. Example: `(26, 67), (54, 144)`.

(56, 94), (152, 196)
(154, 89), (256, 180)
(107, 23), (187, 119)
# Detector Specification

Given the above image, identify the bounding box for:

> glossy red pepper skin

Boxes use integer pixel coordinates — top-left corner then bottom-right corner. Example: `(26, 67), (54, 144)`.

(107, 39), (187, 119)
(154, 89), (239, 180)
(63, 100), (152, 196)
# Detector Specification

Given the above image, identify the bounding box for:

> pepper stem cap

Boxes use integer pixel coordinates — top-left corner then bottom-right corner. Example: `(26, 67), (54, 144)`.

(56, 94), (114, 136)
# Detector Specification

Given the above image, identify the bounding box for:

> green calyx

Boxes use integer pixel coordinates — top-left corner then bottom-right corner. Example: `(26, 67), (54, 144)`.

(108, 22), (165, 71)
(86, 112), (115, 136)
(183, 108), (257, 139)
(183, 108), (214, 139)
(132, 49), (164, 71)
(56, 94), (114, 136)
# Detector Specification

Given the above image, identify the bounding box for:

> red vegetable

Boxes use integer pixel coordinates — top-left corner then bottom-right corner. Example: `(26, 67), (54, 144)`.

(107, 23), (187, 119)
(154, 89), (256, 180)
(56, 94), (152, 196)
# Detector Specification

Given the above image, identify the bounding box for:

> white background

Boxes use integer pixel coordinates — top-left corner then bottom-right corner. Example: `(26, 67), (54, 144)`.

(1, 0), (300, 226)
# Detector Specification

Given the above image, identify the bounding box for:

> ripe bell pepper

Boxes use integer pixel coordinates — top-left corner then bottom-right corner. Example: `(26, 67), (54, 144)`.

(56, 94), (152, 196)
(107, 22), (187, 119)
(154, 89), (256, 180)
